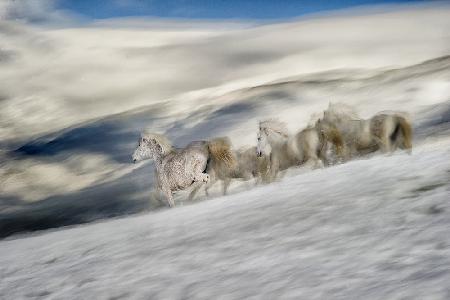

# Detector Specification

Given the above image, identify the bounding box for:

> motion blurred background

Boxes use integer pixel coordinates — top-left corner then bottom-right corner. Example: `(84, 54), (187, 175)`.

(0, 0), (449, 237)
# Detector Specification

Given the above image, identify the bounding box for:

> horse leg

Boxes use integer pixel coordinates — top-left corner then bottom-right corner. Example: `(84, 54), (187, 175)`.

(204, 185), (210, 198)
(222, 179), (231, 195)
(162, 185), (174, 207)
(314, 158), (324, 169)
(319, 141), (329, 166)
(301, 158), (318, 169)
(188, 162), (209, 201)
(204, 178), (216, 198)
(203, 169), (218, 198)
(380, 135), (392, 154)
(304, 152), (323, 169)
(150, 188), (165, 207)
(380, 125), (393, 154)
(304, 132), (324, 169)
(269, 155), (279, 182)
(188, 184), (201, 201)
(254, 170), (264, 185)
(380, 118), (397, 154)
(238, 171), (252, 189)
(277, 169), (287, 179)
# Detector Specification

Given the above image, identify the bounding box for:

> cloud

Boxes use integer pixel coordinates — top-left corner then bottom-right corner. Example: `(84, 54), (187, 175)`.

(0, 0), (75, 24)
(0, 4), (449, 145)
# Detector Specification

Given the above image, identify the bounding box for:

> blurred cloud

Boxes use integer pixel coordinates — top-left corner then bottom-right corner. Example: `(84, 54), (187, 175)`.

(0, 0), (57, 22)
(0, 0), (82, 25)
(0, 5), (448, 145)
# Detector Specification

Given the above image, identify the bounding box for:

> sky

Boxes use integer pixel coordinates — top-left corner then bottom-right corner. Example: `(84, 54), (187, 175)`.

(0, 0), (428, 24)
(59, 0), (426, 20)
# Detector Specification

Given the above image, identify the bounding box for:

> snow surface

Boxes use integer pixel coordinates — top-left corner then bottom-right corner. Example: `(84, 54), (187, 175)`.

(1, 140), (450, 299)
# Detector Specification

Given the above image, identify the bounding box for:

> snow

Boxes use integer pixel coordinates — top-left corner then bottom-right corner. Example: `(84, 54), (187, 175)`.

(1, 140), (449, 299)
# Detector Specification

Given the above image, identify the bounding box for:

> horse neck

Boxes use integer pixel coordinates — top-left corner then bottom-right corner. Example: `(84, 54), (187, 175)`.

(267, 132), (288, 150)
(270, 141), (294, 171)
(152, 151), (165, 170)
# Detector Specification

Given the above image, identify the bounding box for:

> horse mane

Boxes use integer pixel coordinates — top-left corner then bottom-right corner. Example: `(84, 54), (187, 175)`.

(141, 130), (174, 155)
(307, 111), (324, 127)
(325, 102), (360, 121)
(259, 119), (289, 137)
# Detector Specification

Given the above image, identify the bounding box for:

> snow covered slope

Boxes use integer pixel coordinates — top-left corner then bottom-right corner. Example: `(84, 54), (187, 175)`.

(1, 140), (449, 299)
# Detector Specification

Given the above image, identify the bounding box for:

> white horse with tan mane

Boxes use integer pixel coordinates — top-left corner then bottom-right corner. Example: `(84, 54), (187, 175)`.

(132, 131), (236, 207)
(256, 119), (345, 182)
(189, 145), (270, 200)
(319, 103), (412, 158)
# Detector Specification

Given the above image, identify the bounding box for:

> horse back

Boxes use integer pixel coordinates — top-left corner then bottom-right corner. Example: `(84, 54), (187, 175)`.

(182, 141), (209, 156)
(162, 141), (209, 190)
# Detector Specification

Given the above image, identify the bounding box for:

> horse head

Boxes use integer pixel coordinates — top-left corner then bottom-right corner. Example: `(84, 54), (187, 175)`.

(257, 120), (288, 157)
(256, 129), (271, 157)
(132, 132), (172, 163)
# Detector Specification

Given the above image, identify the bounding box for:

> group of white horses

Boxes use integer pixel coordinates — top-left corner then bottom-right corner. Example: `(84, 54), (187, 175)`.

(132, 103), (412, 207)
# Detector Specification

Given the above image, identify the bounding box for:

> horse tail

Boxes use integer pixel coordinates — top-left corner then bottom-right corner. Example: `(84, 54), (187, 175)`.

(321, 125), (346, 160)
(207, 137), (237, 169)
(332, 127), (346, 159)
(394, 115), (413, 153)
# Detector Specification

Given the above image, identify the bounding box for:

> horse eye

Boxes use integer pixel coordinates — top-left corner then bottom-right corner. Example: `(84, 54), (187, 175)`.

(257, 137), (261, 141)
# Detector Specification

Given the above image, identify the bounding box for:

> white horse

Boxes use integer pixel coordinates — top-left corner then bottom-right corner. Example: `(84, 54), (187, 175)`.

(256, 120), (336, 181)
(321, 103), (412, 157)
(132, 131), (236, 207)
(189, 145), (270, 200)
(257, 119), (346, 181)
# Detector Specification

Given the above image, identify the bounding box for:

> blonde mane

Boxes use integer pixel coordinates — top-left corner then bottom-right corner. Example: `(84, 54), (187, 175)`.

(142, 130), (174, 155)
(308, 111), (324, 127)
(259, 119), (289, 138)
